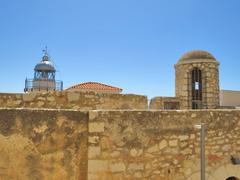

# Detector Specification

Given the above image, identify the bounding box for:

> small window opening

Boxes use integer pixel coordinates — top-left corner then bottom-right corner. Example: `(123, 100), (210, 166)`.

(191, 68), (202, 109)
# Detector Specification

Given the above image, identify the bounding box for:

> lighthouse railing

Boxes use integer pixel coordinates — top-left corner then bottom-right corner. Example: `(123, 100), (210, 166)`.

(24, 78), (63, 92)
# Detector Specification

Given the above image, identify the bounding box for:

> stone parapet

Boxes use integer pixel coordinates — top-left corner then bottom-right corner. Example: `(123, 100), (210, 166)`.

(149, 96), (181, 109)
(0, 91), (148, 110)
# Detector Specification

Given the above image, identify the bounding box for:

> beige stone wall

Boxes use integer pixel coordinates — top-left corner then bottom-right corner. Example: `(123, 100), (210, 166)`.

(149, 97), (181, 109)
(0, 91), (147, 110)
(175, 61), (220, 109)
(0, 108), (88, 180)
(88, 110), (240, 180)
(0, 108), (240, 179)
(220, 90), (240, 107)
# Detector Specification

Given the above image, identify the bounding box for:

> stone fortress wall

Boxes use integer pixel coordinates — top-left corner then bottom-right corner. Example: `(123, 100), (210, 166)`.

(0, 108), (239, 179)
(88, 110), (240, 180)
(0, 91), (147, 110)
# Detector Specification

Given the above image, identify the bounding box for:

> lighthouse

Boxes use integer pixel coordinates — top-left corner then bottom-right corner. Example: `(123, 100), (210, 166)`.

(24, 48), (63, 92)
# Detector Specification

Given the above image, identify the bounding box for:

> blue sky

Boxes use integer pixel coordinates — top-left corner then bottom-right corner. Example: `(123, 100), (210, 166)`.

(0, 0), (240, 98)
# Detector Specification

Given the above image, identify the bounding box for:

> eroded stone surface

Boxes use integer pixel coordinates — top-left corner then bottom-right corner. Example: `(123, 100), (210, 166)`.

(88, 110), (240, 180)
(0, 109), (240, 180)
(0, 109), (88, 180)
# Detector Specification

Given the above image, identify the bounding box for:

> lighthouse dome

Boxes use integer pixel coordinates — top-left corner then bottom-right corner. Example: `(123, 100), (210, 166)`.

(34, 54), (56, 72)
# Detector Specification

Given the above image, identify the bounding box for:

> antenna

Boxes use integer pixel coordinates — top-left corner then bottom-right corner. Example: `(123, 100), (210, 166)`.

(42, 46), (48, 56)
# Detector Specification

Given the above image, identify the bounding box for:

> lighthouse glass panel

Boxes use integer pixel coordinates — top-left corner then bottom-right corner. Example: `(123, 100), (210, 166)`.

(34, 71), (55, 80)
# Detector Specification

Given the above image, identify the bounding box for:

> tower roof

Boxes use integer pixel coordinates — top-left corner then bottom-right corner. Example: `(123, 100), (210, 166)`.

(34, 52), (56, 72)
(177, 50), (218, 65)
(66, 82), (122, 92)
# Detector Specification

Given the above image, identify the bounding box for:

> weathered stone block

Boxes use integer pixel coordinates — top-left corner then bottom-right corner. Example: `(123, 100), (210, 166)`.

(67, 92), (80, 102)
(146, 144), (159, 153)
(169, 140), (178, 147)
(88, 160), (108, 173)
(88, 136), (100, 144)
(89, 122), (105, 133)
(190, 134), (195, 139)
(133, 171), (142, 178)
(159, 139), (168, 150)
(130, 148), (143, 157)
(88, 146), (101, 158)
(109, 162), (126, 173)
(110, 151), (121, 158)
(128, 163), (144, 171)
(179, 135), (189, 141)
(100, 136), (111, 149)
(47, 96), (55, 102)
(23, 93), (36, 102)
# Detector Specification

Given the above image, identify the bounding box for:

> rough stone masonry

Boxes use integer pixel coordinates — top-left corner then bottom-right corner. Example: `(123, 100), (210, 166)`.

(0, 108), (239, 180)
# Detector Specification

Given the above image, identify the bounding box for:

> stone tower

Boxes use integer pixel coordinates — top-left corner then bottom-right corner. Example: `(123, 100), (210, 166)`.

(175, 50), (220, 109)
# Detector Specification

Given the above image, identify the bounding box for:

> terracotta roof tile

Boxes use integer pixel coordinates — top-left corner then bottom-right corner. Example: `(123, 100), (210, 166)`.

(66, 82), (122, 92)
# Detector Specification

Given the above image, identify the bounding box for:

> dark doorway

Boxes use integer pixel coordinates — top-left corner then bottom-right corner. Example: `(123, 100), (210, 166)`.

(226, 177), (239, 180)
(191, 68), (202, 109)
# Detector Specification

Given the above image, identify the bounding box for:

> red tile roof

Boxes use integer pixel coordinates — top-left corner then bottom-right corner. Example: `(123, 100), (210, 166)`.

(66, 82), (123, 92)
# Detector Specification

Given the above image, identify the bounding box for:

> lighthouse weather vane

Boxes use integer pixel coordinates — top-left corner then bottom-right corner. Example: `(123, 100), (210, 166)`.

(42, 46), (48, 55)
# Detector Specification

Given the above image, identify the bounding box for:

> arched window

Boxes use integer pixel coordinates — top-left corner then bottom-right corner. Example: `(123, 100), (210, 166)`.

(191, 68), (202, 109)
